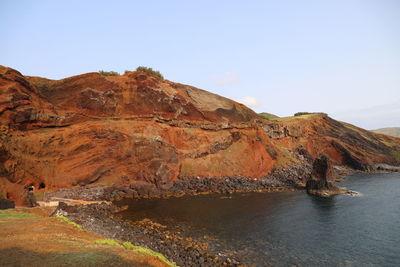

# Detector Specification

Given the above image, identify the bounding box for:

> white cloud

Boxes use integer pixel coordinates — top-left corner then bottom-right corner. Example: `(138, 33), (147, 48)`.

(213, 72), (240, 85)
(238, 96), (259, 108)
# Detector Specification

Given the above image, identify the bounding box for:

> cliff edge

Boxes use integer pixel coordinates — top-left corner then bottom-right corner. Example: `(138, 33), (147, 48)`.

(1, 66), (399, 204)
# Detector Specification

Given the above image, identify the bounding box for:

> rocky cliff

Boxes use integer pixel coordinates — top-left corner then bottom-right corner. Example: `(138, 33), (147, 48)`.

(1, 66), (400, 204)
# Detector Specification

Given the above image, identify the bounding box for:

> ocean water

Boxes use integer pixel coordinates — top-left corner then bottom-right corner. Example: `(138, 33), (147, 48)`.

(117, 173), (400, 266)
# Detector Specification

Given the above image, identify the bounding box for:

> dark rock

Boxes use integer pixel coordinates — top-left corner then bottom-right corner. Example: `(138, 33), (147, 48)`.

(0, 199), (15, 209)
(306, 155), (342, 196)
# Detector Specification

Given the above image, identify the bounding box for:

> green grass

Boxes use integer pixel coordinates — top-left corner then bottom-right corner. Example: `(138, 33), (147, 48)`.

(94, 239), (177, 267)
(94, 239), (122, 248)
(0, 210), (37, 220)
(123, 242), (177, 267)
(269, 113), (325, 122)
(258, 112), (280, 120)
(57, 216), (83, 230)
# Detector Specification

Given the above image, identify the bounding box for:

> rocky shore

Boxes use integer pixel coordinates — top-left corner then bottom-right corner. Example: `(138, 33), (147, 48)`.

(41, 161), (312, 203)
(56, 202), (242, 267)
(35, 159), (398, 267)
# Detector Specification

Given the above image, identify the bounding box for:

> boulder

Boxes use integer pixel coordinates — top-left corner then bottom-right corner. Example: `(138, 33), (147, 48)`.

(0, 199), (15, 209)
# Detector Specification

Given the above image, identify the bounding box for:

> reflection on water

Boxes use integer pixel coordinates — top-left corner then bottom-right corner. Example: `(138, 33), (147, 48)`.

(117, 173), (400, 266)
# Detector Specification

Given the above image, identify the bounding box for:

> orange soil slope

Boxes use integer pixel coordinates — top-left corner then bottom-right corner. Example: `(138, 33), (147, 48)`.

(0, 208), (170, 267)
(1, 66), (399, 204)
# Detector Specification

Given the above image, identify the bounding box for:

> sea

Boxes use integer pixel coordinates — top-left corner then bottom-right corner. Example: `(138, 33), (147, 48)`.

(117, 173), (400, 266)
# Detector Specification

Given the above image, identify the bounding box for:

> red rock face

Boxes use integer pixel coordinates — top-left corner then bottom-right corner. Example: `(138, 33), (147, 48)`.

(1, 66), (399, 204)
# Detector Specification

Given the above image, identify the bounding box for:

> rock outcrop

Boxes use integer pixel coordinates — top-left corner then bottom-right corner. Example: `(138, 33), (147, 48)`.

(306, 155), (347, 196)
(0, 65), (399, 204)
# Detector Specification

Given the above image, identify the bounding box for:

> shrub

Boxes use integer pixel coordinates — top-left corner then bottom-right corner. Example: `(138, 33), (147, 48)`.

(294, 112), (312, 116)
(135, 66), (164, 79)
(294, 112), (327, 117)
(98, 70), (119, 76)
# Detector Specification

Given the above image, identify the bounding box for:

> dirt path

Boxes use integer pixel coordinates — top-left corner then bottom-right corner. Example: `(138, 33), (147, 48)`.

(0, 207), (172, 267)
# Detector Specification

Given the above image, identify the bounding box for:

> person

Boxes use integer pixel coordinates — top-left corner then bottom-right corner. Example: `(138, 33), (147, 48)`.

(23, 185), (38, 207)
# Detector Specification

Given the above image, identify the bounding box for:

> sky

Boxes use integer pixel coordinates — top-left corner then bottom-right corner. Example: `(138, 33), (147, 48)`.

(0, 0), (399, 129)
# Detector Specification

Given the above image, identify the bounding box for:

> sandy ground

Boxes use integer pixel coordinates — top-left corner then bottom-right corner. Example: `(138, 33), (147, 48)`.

(0, 207), (169, 267)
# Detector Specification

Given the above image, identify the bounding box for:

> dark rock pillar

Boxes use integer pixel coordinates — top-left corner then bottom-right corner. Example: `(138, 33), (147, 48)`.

(306, 155), (340, 196)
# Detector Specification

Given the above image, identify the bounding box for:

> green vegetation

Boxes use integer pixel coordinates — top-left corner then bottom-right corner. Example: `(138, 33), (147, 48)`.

(0, 210), (37, 220)
(294, 112), (327, 116)
(135, 66), (164, 79)
(57, 216), (83, 230)
(122, 241), (136, 249)
(94, 239), (176, 267)
(98, 70), (119, 76)
(258, 112), (280, 120)
(122, 241), (177, 267)
(94, 239), (122, 247)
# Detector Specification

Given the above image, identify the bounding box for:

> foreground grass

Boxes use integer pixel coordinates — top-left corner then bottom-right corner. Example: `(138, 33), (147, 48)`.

(0, 208), (173, 267)
(57, 215), (83, 230)
(0, 209), (37, 221)
(94, 239), (177, 267)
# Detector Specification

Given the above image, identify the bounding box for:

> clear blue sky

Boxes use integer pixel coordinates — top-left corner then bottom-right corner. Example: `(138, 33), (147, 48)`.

(1, 0), (399, 129)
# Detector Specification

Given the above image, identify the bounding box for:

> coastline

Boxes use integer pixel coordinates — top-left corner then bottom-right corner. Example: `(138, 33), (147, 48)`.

(33, 168), (399, 267)
(57, 202), (242, 267)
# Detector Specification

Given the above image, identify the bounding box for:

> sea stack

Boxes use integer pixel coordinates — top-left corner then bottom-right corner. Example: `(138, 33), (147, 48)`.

(306, 155), (346, 196)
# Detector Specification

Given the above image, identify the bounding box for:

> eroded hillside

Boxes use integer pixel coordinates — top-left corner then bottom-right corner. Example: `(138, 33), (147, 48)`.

(1, 66), (399, 204)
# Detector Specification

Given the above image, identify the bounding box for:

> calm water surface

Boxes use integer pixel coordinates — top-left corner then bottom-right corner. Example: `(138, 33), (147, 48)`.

(117, 173), (400, 266)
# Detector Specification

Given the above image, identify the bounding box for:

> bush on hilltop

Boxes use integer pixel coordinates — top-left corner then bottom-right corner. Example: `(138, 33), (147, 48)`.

(294, 112), (327, 117)
(135, 66), (164, 79)
(98, 70), (119, 76)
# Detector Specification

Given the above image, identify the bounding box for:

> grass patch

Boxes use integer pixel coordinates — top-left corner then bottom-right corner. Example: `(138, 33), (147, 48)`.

(258, 112), (279, 120)
(0, 210), (37, 220)
(122, 242), (177, 267)
(94, 239), (122, 248)
(57, 216), (83, 230)
(94, 239), (176, 267)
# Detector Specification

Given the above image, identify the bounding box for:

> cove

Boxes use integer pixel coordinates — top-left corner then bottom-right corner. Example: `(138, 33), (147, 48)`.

(116, 173), (400, 266)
